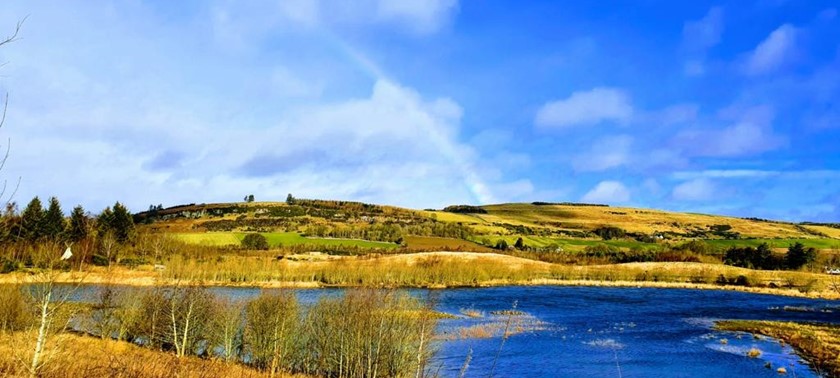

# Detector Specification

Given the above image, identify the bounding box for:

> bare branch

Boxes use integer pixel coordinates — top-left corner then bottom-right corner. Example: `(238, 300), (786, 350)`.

(0, 16), (27, 48)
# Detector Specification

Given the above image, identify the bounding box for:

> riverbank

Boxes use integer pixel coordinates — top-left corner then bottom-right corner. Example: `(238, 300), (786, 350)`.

(0, 332), (307, 378)
(715, 320), (840, 377)
(1, 252), (837, 299)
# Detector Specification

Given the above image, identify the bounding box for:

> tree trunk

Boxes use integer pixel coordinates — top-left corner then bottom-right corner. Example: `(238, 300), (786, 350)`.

(30, 289), (52, 377)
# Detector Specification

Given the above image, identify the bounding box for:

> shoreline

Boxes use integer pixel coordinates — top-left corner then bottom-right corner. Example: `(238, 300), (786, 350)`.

(2, 270), (837, 300)
(716, 320), (840, 376)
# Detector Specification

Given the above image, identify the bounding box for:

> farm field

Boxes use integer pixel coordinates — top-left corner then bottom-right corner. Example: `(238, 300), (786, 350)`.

(702, 238), (840, 250)
(173, 232), (399, 249)
(403, 235), (495, 252)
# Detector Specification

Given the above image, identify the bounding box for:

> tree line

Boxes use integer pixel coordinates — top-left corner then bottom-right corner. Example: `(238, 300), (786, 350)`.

(0, 196), (136, 270)
(723, 242), (817, 270)
(0, 196), (134, 244)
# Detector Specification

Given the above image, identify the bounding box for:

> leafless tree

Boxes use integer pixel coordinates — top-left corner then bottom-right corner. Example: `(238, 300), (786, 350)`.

(0, 18), (25, 207)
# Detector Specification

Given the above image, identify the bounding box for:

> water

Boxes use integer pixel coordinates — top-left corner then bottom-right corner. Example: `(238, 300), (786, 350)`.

(430, 286), (838, 378)
(64, 285), (839, 377)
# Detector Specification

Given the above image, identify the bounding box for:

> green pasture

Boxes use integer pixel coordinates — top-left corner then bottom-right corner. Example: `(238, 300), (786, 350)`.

(702, 238), (840, 250)
(173, 232), (399, 249)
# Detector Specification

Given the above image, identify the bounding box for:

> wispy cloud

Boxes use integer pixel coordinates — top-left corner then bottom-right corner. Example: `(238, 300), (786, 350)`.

(535, 87), (633, 129)
(682, 6), (724, 76)
(571, 135), (633, 172)
(744, 24), (798, 76)
(672, 178), (716, 201)
(581, 181), (630, 204)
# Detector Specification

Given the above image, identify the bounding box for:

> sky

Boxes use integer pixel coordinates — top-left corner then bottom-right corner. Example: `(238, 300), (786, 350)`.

(0, 1), (839, 222)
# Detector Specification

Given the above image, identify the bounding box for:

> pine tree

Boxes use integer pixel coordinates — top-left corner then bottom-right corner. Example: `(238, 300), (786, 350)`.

(42, 197), (66, 240)
(785, 242), (817, 270)
(97, 207), (114, 239)
(67, 205), (89, 242)
(111, 202), (135, 243)
(20, 196), (45, 242)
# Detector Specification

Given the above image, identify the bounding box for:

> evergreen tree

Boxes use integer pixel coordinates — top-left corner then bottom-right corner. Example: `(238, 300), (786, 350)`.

(785, 242), (817, 270)
(0, 202), (18, 243)
(42, 197), (66, 240)
(514, 237), (525, 250)
(67, 205), (89, 242)
(111, 202), (135, 243)
(286, 193), (295, 205)
(20, 196), (45, 242)
(97, 207), (114, 239)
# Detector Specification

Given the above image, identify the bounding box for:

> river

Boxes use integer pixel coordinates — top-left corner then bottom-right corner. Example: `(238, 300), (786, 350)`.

(63, 285), (839, 377)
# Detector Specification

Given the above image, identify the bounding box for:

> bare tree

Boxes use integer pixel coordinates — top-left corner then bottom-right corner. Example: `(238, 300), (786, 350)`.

(0, 18), (25, 208)
(23, 242), (84, 377)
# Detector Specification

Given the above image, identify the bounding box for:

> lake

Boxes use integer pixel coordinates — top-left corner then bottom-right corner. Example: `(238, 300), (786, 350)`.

(65, 285), (839, 377)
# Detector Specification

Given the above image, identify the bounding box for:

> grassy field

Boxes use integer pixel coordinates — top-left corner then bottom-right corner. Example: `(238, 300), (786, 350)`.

(479, 235), (658, 251)
(173, 232), (399, 249)
(703, 238), (840, 250)
(0, 333), (293, 378)
(477, 203), (825, 239)
(716, 320), (840, 376)
(403, 236), (495, 252)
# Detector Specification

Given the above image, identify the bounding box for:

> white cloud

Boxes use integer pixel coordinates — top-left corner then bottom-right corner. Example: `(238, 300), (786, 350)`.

(745, 24), (797, 76)
(581, 181), (630, 204)
(683, 7), (724, 52)
(681, 7), (724, 77)
(0, 2), (509, 212)
(572, 135), (633, 172)
(375, 0), (459, 35)
(535, 88), (633, 129)
(642, 179), (661, 195)
(672, 105), (785, 157)
(673, 170), (779, 180)
(672, 178), (716, 201)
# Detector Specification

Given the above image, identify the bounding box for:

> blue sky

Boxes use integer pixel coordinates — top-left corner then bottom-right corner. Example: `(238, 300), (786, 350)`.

(0, 1), (839, 221)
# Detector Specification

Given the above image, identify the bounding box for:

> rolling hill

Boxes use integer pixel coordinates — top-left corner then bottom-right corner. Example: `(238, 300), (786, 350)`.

(135, 199), (840, 252)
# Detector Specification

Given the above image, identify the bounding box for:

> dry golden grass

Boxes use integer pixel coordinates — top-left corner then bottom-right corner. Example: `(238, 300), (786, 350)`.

(480, 204), (822, 239)
(0, 333), (306, 378)
(404, 236), (495, 252)
(2, 254), (836, 299)
(803, 225), (840, 239)
(422, 211), (487, 224)
(716, 320), (840, 377)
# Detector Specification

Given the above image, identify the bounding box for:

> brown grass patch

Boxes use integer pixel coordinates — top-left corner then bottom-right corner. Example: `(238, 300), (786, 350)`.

(0, 333), (305, 378)
(716, 320), (840, 376)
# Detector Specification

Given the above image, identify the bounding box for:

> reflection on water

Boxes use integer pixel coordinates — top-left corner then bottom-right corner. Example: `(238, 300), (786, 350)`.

(61, 285), (837, 377)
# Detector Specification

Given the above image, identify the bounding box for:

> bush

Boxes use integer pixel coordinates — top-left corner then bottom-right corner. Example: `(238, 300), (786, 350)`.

(0, 285), (30, 332)
(0, 258), (17, 274)
(241, 233), (269, 250)
(785, 243), (817, 270)
(243, 291), (299, 373)
(723, 243), (781, 270)
(593, 226), (626, 240)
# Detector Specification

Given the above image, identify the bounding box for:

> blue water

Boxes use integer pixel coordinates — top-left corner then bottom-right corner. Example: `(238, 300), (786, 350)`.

(65, 285), (839, 377)
(430, 286), (838, 378)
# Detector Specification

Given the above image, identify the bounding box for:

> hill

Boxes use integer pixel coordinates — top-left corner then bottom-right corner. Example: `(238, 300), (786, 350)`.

(135, 199), (840, 253)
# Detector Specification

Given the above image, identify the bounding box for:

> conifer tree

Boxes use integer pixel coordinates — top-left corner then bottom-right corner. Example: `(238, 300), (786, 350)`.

(111, 202), (135, 243)
(97, 206), (114, 239)
(42, 197), (66, 240)
(20, 196), (44, 242)
(67, 205), (89, 242)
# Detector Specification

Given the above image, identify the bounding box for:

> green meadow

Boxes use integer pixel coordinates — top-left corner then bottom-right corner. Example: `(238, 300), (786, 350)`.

(173, 232), (399, 249)
(702, 238), (840, 250)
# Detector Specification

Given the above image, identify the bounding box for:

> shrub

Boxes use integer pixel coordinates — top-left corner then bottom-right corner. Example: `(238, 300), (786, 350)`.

(0, 258), (17, 274)
(785, 242), (817, 270)
(241, 233), (269, 250)
(243, 291), (299, 373)
(0, 285), (29, 332)
(593, 226), (626, 241)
